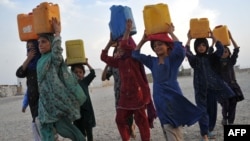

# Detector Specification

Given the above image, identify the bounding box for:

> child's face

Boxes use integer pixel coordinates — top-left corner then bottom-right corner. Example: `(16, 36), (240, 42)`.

(115, 47), (125, 58)
(38, 37), (51, 54)
(27, 42), (37, 56)
(27, 42), (35, 49)
(152, 41), (168, 56)
(73, 67), (84, 80)
(27, 42), (35, 52)
(222, 48), (230, 58)
(196, 43), (207, 54)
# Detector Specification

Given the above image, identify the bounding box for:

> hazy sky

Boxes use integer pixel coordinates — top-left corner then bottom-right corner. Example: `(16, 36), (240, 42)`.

(0, 0), (249, 85)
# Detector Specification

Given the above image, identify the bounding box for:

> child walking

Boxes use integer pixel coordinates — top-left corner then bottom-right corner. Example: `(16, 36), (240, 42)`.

(101, 48), (136, 139)
(132, 23), (203, 141)
(16, 39), (41, 141)
(36, 17), (86, 141)
(100, 19), (156, 141)
(185, 30), (235, 141)
(211, 30), (244, 125)
(71, 59), (96, 141)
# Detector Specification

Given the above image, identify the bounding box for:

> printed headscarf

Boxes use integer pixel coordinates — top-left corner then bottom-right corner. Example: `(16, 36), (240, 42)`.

(38, 33), (55, 44)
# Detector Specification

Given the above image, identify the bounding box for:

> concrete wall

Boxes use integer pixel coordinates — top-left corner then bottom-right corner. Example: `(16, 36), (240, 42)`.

(1, 68), (249, 98)
(0, 85), (19, 97)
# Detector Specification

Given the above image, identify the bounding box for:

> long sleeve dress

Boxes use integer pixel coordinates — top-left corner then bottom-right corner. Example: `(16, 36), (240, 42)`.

(74, 69), (96, 129)
(132, 41), (203, 128)
(186, 41), (235, 135)
(16, 63), (39, 122)
(36, 36), (86, 124)
(101, 39), (151, 110)
(216, 48), (244, 101)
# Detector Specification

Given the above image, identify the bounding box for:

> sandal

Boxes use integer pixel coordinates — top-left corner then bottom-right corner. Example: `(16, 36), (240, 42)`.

(208, 131), (216, 139)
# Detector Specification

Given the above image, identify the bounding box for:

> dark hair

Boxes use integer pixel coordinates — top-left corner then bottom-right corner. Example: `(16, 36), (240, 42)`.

(194, 38), (209, 54)
(26, 39), (41, 70)
(224, 46), (231, 57)
(71, 64), (85, 73)
(27, 39), (38, 48)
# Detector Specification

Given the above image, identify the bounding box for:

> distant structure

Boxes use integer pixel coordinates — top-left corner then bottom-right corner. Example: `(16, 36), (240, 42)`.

(17, 78), (27, 95)
(0, 67), (249, 98)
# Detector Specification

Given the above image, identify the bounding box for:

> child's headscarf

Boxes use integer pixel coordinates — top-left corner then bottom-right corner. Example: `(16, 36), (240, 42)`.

(38, 33), (55, 44)
(147, 33), (174, 51)
(118, 36), (136, 59)
(223, 46), (231, 57)
(27, 39), (41, 70)
(194, 38), (209, 55)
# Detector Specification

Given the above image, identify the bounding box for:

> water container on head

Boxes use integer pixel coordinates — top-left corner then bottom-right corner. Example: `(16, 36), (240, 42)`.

(213, 25), (231, 46)
(33, 2), (60, 34)
(65, 39), (86, 66)
(109, 5), (136, 41)
(143, 3), (172, 35)
(17, 13), (38, 41)
(190, 18), (210, 38)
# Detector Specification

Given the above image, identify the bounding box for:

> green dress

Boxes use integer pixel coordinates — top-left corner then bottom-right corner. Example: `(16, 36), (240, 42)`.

(37, 36), (86, 124)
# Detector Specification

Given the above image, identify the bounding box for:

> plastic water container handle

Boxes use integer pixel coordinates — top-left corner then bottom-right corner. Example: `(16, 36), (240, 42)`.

(215, 25), (223, 28)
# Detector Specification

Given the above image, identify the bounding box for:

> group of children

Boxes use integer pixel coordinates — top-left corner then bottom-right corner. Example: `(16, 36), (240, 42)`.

(100, 19), (244, 141)
(16, 16), (244, 141)
(17, 18), (96, 141)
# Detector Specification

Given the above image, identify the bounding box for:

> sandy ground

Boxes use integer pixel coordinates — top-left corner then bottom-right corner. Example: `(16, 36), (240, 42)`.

(0, 71), (249, 141)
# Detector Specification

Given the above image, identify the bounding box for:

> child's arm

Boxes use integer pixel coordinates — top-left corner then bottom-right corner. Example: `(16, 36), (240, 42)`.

(229, 30), (239, 49)
(51, 17), (63, 66)
(52, 17), (61, 38)
(22, 47), (36, 71)
(185, 30), (196, 68)
(229, 30), (239, 65)
(135, 31), (147, 51)
(208, 37), (215, 55)
(83, 59), (96, 85)
(101, 65), (110, 81)
(209, 29), (218, 45)
(185, 30), (192, 47)
(84, 58), (93, 70)
(101, 33), (119, 67)
(122, 19), (132, 40)
(103, 33), (115, 51)
(167, 23), (179, 42)
(22, 90), (29, 113)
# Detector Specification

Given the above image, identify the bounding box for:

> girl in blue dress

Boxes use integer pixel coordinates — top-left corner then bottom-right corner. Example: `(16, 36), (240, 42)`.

(132, 24), (203, 141)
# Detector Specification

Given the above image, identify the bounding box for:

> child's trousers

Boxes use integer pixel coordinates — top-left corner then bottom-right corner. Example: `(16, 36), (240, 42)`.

(40, 117), (85, 141)
(32, 121), (41, 141)
(116, 106), (150, 141)
(162, 124), (183, 141)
